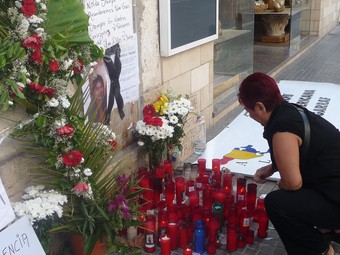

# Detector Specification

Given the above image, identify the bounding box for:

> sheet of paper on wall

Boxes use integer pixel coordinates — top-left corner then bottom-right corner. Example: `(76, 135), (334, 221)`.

(0, 216), (45, 255)
(198, 81), (340, 180)
(0, 177), (15, 230)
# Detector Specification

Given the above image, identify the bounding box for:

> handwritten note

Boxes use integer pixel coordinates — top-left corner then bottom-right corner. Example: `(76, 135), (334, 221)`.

(83, 0), (134, 48)
(0, 178), (15, 230)
(0, 216), (45, 255)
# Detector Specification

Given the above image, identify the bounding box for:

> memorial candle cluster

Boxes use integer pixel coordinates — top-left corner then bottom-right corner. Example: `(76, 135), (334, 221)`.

(137, 158), (269, 254)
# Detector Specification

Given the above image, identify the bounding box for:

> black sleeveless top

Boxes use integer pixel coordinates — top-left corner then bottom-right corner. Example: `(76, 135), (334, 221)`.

(263, 101), (340, 204)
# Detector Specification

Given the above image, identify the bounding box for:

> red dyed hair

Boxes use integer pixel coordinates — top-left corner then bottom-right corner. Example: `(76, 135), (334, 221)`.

(238, 72), (284, 111)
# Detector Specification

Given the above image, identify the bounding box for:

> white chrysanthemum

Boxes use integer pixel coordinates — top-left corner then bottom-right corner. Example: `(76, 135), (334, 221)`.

(46, 98), (59, 107)
(83, 168), (93, 177)
(40, 3), (47, 10)
(74, 168), (81, 174)
(18, 18), (29, 34)
(35, 27), (45, 36)
(59, 96), (70, 108)
(28, 15), (44, 24)
(63, 59), (73, 70)
(169, 115), (179, 124)
(15, 1), (22, 8)
(137, 141), (144, 146)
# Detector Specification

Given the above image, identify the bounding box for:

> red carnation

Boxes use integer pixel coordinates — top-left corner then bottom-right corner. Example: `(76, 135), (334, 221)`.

(23, 34), (42, 50)
(151, 116), (163, 127)
(143, 104), (156, 118)
(56, 124), (74, 137)
(28, 82), (55, 98)
(108, 140), (118, 150)
(29, 50), (42, 64)
(49, 59), (60, 72)
(41, 87), (55, 98)
(22, 3), (36, 17)
(62, 150), (83, 167)
(72, 182), (89, 193)
(73, 60), (84, 74)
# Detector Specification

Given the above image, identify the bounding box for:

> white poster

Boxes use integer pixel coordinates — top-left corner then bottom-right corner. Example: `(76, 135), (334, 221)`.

(0, 177), (15, 230)
(199, 81), (340, 180)
(0, 216), (45, 255)
(83, 0), (134, 48)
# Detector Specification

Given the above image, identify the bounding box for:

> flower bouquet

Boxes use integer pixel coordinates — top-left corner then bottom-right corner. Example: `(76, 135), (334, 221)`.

(135, 91), (192, 170)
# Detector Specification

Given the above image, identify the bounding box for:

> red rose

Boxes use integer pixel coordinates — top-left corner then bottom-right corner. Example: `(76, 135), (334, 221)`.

(41, 87), (55, 98)
(73, 60), (84, 74)
(22, 34), (42, 50)
(49, 59), (60, 72)
(56, 124), (74, 137)
(143, 104), (156, 118)
(22, 3), (36, 17)
(29, 50), (42, 64)
(62, 150), (83, 167)
(72, 182), (89, 193)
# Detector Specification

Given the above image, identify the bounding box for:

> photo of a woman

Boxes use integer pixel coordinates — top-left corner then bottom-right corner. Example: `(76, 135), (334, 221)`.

(88, 61), (108, 123)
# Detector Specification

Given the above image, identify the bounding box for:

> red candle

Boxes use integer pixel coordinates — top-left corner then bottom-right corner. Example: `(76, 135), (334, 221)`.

(239, 208), (251, 236)
(203, 184), (213, 209)
(206, 241), (216, 254)
(178, 221), (189, 248)
(198, 158), (206, 176)
(164, 159), (173, 181)
(175, 177), (185, 205)
(144, 215), (156, 253)
(212, 158), (221, 176)
(223, 173), (233, 195)
(183, 247), (193, 255)
(189, 190), (199, 208)
(158, 210), (168, 242)
(186, 180), (195, 195)
(257, 208), (269, 238)
(236, 177), (246, 202)
(167, 222), (178, 250)
(253, 197), (265, 222)
(237, 234), (246, 248)
(160, 235), (171, 255)
(155, 164), (165, 179)
(212, 172), (221, 188)
(247, 183), (257, 214)
(226, 224), (238, 251)
(246, 229), (254, 244)
(165, 180), (175, 205)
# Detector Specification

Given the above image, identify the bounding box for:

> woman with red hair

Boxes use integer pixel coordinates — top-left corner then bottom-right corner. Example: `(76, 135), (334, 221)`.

(238, 72), (340, 255)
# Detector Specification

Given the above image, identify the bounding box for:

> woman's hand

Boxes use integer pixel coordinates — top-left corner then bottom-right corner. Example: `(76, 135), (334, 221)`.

(253, 164), (275, 183)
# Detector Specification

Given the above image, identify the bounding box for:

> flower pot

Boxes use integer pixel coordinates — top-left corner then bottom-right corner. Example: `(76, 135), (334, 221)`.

(70, 234), (106, 255)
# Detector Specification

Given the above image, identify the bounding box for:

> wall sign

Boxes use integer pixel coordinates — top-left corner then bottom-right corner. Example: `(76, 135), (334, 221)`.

(159, 0), (219, 56)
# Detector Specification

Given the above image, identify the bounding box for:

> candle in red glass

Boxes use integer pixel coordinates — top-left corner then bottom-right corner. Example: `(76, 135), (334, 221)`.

(246, 229), (254, 244)
(226, 224), (238, 251)
(246, 183), (257, 214)
(192, 205), (203, 224)
(237, 200), (247, 217)
(213, 188), (226, 204)
(212, 158), (220, 176)
(253, 197), (265, 222)
(203, 184), (213, 209)
(212, 172), (221, 188)
(198, 158), (206, 176)
(164, 159), (173, 181)
(239, 208), (251, 236)
(153, 177), (163, 206)
(237, 234), (246, 248)
(177, 204), (186, 221)
(158, 210), (168, 242)
(202, 172), (211, 184)
(257, 208), (269, 238)
(189, 190), (199, 208)
(167, 222), (178, 250)
(227, 203), (238, 226)
(236, 177), (246, 202)
(155, 164), (165, 179)
(183, 247), (193, 255)
(178, 221), (189, 248)
(144, 215), (156, 253)
(208, 216), (220, 243)
(223, 173), (233, 195)
(165, 180), (175, 205)
(206, 241), (217, 254)
(160, 235), (171, 255)
(224, 194), (234, 219)
(203, 208), (212, 233)
(186, 180), (195, 195)
(175, 177), (185, 205)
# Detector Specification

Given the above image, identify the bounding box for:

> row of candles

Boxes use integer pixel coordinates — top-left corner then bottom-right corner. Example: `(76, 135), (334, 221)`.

(137, 158), (269, 254)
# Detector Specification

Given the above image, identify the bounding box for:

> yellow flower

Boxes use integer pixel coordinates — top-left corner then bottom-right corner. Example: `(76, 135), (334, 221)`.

(153, 95), (169, 115)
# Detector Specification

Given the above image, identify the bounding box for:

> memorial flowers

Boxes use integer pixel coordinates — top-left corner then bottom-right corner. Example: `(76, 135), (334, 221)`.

(1, 0), (143, 254)
(12, 185), (68, 252)
(135, 91), (193, 170)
